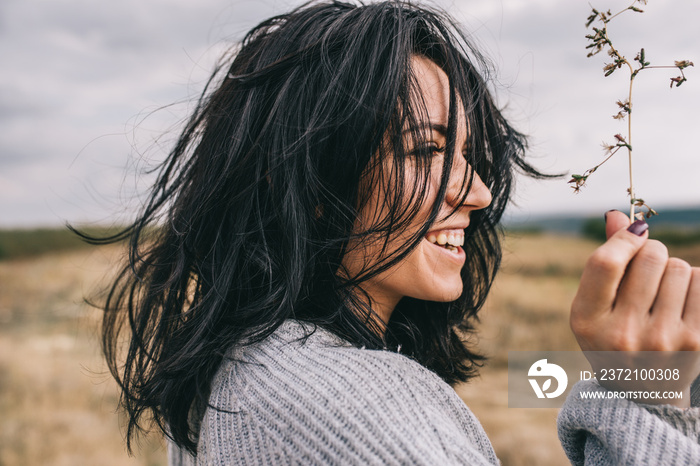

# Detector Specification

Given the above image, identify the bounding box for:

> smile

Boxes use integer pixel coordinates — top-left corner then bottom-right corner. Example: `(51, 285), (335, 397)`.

(425, 229), (464, 251)
(424, 229), (466, 263)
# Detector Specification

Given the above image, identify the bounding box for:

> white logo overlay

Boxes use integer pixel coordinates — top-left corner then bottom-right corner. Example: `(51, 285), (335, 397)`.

(528, 359), (568, 399)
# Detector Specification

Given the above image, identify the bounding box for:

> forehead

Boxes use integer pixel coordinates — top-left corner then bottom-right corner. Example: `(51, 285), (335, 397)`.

(410, 55), (452, 126)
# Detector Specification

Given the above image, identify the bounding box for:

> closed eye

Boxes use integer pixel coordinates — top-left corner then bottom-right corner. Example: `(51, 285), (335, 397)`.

(410, 143), (445, 157)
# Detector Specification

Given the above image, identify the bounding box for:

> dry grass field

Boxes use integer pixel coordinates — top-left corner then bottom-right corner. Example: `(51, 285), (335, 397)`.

(1, 232), (699, 465)
(456, 233), (593, 466)
(0, 245), (164, 466)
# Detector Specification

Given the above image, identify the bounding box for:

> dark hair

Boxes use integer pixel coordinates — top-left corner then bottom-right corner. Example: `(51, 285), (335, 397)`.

(78, 0), (549, 454)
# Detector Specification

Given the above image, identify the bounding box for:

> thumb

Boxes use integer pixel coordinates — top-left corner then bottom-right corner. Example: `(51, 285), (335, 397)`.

(605, 209), (631, 240)
(574, 218), (649, 318)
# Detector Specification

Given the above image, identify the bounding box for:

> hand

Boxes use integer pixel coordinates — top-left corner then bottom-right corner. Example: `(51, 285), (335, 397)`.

(570, 210), (700, 407)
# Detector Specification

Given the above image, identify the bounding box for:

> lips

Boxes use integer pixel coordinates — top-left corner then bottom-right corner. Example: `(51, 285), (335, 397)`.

(425, 228), (465, 251)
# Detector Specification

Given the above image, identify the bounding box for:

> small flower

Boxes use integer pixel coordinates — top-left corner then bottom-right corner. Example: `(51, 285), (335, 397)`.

(603, 63), (616, 76)
(670, 76), (687, 88)
(634, 48), (651, 67)
(578, 1), (687, 218)
(613, 133), (632, 150)
(568, 174), (588, 193)
(616, 99), (631, 114)
(631, 199), (659, 218)
(587, 46), (604, 58)
(674, 60), (694, 70)
(603, 57), (626, 76)
(586, 9), (599, 28)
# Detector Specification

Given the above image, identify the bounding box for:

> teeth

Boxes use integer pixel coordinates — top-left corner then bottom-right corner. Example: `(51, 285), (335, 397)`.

(426, 230), (464, 249)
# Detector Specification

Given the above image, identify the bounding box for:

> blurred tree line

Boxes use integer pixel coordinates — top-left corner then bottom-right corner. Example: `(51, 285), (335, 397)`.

(581, 218), (700, 245)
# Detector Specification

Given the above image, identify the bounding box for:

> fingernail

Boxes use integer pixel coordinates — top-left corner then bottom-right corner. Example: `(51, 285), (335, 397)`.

(604, 209), (618, 221)
(627, 219), (648, 236)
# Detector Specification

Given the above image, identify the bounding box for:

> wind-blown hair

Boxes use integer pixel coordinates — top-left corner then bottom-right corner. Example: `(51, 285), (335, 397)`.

(79, 0), (548, 454)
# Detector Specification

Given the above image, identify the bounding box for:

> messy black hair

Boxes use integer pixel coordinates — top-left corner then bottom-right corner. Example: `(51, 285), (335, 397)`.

(78, 0), (549, 454)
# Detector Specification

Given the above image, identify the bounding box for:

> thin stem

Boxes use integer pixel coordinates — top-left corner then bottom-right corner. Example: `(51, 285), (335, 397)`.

(627, 75), (635, 222)
(603, 10), (636, 221)
(606, 1), (639, 23)
(579, 1), (690, 219)
(592, 146), (623, 172)
(602, 28), (634, 75)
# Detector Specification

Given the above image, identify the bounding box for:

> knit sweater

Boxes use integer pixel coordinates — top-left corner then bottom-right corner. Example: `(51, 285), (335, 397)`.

(168, 320), (700, 465)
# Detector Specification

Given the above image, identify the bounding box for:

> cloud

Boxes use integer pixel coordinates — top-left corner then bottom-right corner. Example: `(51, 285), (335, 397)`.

(454, 0), (700, 214)
(1, 0), (698, 226)
(0, 0), (269, 226)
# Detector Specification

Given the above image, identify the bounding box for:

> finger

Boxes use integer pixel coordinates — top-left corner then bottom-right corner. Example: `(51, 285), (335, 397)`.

(650, 258), (692, 322)
(682, 267), (700, 330)
(605, 210), (631, 240)
(574, 222), (648, 318)
(616, 239), (669, 315)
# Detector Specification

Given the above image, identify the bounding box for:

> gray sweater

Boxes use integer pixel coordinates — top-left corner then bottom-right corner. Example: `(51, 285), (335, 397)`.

(169, 320), (700, 465)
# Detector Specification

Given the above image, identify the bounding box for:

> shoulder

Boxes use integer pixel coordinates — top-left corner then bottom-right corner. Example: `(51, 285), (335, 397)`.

(196, 320), (498, 465)
(213, 321), (434, 389)
(207, 320), (464, 424)
(210, 320), (475, 421)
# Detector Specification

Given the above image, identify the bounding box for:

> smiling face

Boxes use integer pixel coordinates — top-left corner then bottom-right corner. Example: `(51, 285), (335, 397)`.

(342, 55), (493, 326)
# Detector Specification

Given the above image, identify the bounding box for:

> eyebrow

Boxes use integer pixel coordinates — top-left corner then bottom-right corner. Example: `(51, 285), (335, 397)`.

(401, 122), (448, 137)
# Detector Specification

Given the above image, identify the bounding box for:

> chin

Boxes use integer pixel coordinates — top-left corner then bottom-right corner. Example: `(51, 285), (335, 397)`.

(426, 281), (463, 302)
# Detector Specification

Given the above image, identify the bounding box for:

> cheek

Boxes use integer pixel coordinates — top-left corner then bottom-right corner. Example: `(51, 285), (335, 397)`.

(419, 242), (464, 299)
(387, 240), (465, 302)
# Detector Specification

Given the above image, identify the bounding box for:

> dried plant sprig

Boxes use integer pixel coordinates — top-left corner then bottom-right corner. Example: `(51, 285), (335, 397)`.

(568, 135), (628, 193)
(570, 0), (693, 221)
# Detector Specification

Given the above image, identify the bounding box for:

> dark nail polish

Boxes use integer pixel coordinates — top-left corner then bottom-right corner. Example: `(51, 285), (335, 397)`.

(604, 209), (618, 221)
(627, 219), (648, 236)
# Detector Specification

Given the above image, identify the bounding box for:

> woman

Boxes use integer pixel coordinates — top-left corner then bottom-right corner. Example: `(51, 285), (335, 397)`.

(87, 1), (700, 464)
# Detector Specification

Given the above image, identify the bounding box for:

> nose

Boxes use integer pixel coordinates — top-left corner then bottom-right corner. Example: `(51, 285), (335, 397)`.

(446, 155), (492, 211)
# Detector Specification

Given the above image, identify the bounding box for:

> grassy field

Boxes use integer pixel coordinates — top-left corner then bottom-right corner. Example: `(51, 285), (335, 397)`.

(1, 232), (699, 465)
(0, 245), (164, 466)
(0, 227), (121, 261)
(456, 233), (593, 465)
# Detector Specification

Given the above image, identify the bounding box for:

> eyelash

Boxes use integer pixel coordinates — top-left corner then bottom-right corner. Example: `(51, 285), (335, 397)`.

(410, 143), (445, 157)
(411, 143), (473, 159)
(427, 144), (445, 155)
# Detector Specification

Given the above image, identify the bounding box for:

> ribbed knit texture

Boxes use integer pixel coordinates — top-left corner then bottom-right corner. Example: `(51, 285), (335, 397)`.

(171, 320), (498, 465)
(169, 320), (700, 465)
(557, 378), (700, 465)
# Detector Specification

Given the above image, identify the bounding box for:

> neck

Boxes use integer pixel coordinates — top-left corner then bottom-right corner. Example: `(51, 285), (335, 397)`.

(350, 284), (400, 337)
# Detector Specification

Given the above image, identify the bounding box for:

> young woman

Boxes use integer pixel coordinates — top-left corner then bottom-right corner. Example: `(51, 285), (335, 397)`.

(88, 1), (700, 464)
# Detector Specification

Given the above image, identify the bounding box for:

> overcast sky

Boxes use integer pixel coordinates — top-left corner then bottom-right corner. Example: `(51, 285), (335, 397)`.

(1, 0), (698, 227)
